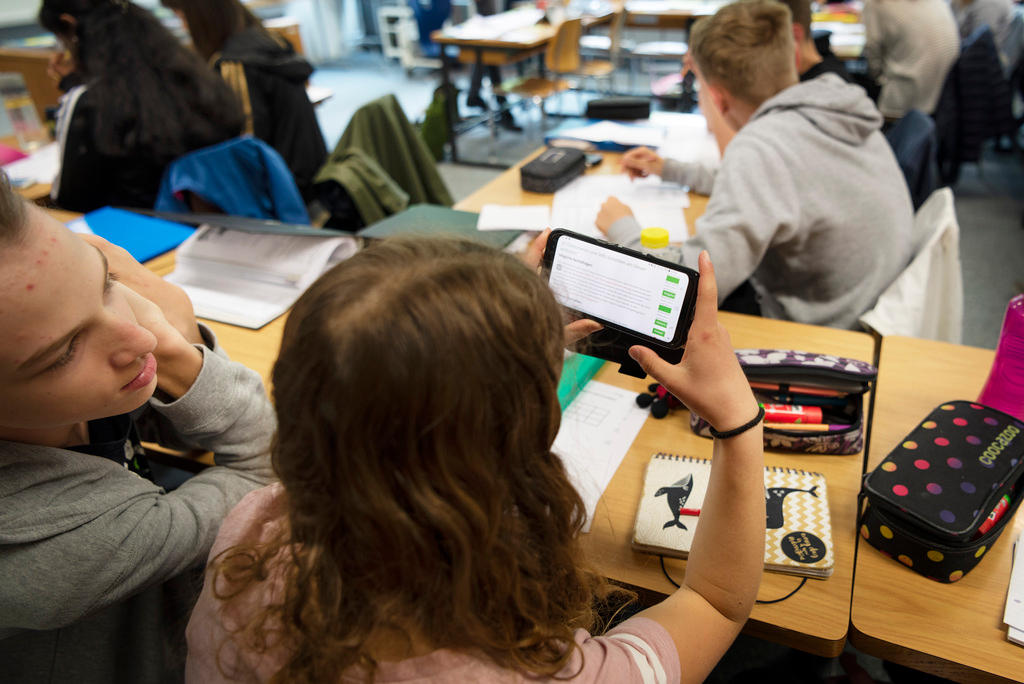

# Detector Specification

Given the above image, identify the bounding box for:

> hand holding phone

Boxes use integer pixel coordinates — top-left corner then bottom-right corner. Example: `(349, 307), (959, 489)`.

(542, 230), (698, 376)
(627, 251), (758, 431)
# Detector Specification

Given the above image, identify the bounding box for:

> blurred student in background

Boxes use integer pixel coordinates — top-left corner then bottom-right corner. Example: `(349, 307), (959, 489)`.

(862, 0), (960, 119)
(163, 0), (328, 202)
(39, 0), (243, 212)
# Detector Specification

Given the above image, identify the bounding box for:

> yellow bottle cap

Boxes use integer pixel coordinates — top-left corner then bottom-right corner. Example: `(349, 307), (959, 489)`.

(640, 227), (669, 249)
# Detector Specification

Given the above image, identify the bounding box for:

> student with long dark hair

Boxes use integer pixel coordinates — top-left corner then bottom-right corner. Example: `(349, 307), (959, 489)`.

(38, 0), (244, 212)
(161, 0), (327, 201)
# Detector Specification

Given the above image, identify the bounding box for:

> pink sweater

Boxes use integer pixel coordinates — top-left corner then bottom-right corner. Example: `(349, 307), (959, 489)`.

(186, 485), (681, 683)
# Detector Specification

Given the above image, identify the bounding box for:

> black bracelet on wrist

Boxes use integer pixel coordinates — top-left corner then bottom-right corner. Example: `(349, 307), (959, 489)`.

(708, 405), (765, 440)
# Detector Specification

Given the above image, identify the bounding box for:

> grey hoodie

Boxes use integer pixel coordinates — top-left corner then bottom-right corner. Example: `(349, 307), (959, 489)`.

(608, 74), (914, 330)
(0, 327), (275, 683)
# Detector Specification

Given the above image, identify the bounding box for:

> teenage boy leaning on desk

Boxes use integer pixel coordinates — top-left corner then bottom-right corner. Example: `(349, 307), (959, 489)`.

(596, 0), (913, 331)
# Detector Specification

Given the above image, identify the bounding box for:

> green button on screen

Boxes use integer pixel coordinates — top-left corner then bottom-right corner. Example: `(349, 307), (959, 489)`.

(662, 290), (676, 299)
(654, 319), (667, 328)
(658, 304), (672, 313)
(652, 328), (665, 337)
(666, 275), (680, 284)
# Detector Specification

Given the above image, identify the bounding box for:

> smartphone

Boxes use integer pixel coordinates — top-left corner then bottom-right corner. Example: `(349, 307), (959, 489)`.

(542, 230), (699, 351)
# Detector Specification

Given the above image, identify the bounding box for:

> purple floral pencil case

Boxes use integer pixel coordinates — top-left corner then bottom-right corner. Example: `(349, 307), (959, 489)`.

(690, 349), (878, 455)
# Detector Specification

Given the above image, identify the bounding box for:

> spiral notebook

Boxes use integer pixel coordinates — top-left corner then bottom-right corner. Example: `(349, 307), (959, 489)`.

(632, 453), (834, 578)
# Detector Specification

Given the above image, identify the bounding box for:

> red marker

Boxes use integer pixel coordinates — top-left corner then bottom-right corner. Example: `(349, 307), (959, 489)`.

(678, 508), (701, 516)
(974, 493), (1012, 537)
(760, 403), (822, 423)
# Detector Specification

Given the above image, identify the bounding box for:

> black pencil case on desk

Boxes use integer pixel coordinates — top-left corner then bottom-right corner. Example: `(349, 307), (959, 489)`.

(584, 97), (651, 120)
(859, 401), (1024, 583)
(520, 147), (586, 193)
(689, 349), (877, 454)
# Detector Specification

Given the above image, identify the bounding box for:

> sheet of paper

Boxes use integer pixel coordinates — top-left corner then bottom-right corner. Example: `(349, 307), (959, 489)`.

(553, 380), (649, 533)
(477, 204), (550, 231)
(550, 174), (689, 241)
(2, 141), (59, 186)
(1004, 529), (1024, 631)
(442, 7), (544, 40)
(651, 112), (722, 169)
(166, 225), (358, 329)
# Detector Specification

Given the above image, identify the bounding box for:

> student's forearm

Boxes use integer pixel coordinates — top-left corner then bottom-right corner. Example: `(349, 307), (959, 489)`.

(683, 426), (765, 623)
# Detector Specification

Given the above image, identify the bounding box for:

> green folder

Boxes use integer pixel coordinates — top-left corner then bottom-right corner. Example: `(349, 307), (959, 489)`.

(558, 352), (605, 411)
(360, 204), (521, 249)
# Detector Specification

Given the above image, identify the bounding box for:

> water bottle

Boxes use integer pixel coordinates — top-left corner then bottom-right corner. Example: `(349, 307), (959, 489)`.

(977, 294), (1024, 421)
(640, 227), (669, 255)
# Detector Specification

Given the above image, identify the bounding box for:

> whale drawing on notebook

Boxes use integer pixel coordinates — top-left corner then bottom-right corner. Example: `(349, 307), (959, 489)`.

(765, 485), (818, 529)
(656, 473), (694, 530)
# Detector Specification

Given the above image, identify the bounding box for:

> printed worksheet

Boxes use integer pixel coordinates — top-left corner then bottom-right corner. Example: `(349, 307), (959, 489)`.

(550, 174), (689, 241)
(553, 381), (649, 532)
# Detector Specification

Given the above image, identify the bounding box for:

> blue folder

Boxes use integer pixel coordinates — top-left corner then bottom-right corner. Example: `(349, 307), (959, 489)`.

(80, 207), (195, 262)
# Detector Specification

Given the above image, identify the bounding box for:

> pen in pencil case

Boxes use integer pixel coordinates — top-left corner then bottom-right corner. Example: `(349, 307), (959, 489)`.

(764, 422), (852, 432)
(765, 393), (848, 407)
(749, 381), (847, 398)
(973, 492), (1013, 538)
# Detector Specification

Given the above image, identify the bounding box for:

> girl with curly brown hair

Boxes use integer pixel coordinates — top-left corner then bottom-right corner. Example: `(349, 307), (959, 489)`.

(185, 236), (765, 683)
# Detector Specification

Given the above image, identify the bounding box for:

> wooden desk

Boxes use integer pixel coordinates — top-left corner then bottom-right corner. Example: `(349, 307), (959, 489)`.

(431, 10), (610, 162)
(623, 0), (717, 29)
(581, 313), (873, 657)
(0, 46), (61, 123)
(850, 337), (1024, 683)
(456, 153), (870, 657)
(453, 147), (709, 236)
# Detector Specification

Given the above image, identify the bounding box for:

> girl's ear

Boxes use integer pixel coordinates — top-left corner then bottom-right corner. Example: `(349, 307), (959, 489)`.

(58, 12), (78, 41)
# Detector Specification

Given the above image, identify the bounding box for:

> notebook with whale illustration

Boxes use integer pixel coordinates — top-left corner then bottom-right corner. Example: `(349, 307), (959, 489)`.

(632, 453), (834, 578)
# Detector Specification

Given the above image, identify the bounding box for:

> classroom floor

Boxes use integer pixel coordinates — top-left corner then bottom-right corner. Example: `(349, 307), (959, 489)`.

(310, 50), (1024, 351)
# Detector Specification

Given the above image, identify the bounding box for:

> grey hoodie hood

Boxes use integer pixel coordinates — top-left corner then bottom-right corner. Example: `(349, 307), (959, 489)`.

(750, 74), (882, 146)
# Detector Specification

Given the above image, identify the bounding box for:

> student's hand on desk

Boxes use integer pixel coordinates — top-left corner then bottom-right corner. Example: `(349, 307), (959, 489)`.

(119, 284), (203, 400)
(520, 229), (604, 345)
(595, 197), (634, 236)
(627, 251), (758, 432)
(621, 147), (664, 180)
(80, 234), (203, 346)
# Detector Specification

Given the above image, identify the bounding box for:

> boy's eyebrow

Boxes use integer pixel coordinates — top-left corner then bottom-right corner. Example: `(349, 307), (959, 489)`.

(17, 245), (109, 373)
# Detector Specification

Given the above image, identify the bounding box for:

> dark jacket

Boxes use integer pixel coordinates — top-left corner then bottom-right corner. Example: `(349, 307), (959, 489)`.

(215, 27), (327, 201)
(801, 54), (852, 83)
(933, 25), (1016, 183)
(50, 86), (218, 212)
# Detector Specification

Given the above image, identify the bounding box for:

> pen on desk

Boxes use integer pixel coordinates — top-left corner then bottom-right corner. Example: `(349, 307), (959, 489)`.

(764, 422), (851, 431)
(677, 507), (701, 516)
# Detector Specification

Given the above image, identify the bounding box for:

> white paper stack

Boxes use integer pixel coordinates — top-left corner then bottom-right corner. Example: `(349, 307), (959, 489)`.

(1006, 529), (1024, 646)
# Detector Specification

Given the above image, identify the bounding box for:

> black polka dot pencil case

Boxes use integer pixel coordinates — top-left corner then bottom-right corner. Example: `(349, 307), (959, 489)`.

(860, 401), (1024, 582)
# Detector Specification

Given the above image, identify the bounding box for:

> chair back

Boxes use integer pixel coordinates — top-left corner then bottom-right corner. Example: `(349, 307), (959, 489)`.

(885, 109), (939, 211)
(545, 17), (583, 74)
(156, 136), (310, 224)
(407, 0), (451, 58)
(859, 188), (963, 343)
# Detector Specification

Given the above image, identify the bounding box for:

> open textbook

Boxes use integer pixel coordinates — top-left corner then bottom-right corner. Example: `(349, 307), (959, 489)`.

(166, 225), (358, 329)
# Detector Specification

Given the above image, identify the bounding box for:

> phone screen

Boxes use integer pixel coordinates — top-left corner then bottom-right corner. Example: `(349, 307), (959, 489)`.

(547, 232), (695, 346)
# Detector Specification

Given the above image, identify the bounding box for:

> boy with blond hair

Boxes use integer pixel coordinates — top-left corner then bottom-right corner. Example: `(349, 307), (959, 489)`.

(598, 0), (912, 329)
